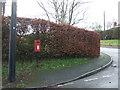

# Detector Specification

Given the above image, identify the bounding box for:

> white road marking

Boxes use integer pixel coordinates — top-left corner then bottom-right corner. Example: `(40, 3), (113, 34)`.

(102, 74), (114, 78)
(84, 74), (115, 82)
(57, 82), (74, 87)
(84, 78), (98, 82)
(57, 85), (64, 87)
(57, 74), (115, 87)
(64, 82), (74, 86)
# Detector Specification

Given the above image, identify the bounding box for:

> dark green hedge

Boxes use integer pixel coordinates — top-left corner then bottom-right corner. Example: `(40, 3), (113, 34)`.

(99, 27), (120, 40)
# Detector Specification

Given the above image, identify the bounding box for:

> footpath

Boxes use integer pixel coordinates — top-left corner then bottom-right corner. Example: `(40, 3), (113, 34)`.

(26, 52), (112, 88)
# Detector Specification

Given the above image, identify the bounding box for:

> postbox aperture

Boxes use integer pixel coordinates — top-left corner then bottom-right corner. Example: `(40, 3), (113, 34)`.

(34, 40), (40, 52)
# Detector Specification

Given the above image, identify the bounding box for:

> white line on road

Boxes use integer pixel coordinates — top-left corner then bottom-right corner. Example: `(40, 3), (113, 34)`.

(84, 74), (115, 82)
(57, 82), (74, 87)
(57, 74), (115, 87)
(84, 78), (98, 82)
(102, 74), (114, 78)
(57, 85), (64, 87)
(64, 82), (74, 86)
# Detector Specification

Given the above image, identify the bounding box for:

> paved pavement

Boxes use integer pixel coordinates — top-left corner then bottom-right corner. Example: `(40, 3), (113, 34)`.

(56, 47), (118, 88)
(26, 51), (112, 88)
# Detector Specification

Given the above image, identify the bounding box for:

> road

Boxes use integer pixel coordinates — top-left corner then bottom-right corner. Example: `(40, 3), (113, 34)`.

(56, 47), (119, 88)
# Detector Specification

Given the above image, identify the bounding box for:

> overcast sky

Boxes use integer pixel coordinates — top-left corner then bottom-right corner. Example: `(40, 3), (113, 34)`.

(4, 0), (120, 30)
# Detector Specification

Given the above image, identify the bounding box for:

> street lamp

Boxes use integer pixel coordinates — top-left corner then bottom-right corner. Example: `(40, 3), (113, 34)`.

(8, 0), (17, 82)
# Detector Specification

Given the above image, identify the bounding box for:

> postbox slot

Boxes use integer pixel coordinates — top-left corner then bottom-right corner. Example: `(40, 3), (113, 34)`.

(34, 40), (40, 52)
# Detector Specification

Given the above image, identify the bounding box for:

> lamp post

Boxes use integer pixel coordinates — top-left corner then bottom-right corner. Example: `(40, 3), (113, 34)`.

(8, 0), (17, 82)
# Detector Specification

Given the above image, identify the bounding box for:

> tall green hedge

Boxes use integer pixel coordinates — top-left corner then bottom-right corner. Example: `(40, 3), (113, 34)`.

(99, 27), (120, 40)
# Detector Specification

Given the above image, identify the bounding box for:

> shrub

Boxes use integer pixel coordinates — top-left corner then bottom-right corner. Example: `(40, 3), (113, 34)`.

(47, 24), (100, 57)
(99, 27), (120, 40)
(2, 16), (100, 61)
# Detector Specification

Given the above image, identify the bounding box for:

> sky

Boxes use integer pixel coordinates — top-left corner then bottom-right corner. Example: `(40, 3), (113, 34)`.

(4, 0), (120, 30)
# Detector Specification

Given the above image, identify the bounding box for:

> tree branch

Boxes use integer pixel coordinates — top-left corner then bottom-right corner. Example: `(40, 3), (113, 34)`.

(36, 0), (50, 21)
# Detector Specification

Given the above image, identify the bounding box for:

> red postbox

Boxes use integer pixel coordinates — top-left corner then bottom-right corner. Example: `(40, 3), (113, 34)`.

(34, 40), (40, 52)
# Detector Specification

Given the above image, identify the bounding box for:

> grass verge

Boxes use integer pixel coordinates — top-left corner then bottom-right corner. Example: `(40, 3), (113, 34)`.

(2, 56), (91, 88)
(100, 40), (120, 46)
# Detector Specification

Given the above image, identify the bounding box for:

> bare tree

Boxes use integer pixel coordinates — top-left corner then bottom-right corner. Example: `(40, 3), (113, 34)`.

(106, 21), (112, 30)
(36, 0), (88, 25)
(90, 22), (102, 32)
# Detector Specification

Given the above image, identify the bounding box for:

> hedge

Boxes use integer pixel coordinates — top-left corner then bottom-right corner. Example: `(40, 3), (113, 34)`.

(47, 24), (100, 57)
(99, 27), (120, 40)
(2, 16), (100, 61)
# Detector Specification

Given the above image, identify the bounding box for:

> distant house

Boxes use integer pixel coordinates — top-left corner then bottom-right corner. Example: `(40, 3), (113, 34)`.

(112, 22), (120, 29)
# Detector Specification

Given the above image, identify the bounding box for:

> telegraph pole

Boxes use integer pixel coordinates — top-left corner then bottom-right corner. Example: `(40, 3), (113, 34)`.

(118, 1), (120, 26)
(2, 1), (6, 16)
(103, 11), (106, 40)
(8, 0), (17, 82)
(104, 11), (105, 31)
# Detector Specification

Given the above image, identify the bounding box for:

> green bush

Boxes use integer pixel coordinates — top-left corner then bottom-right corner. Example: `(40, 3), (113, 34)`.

(99, 27), (120, 40)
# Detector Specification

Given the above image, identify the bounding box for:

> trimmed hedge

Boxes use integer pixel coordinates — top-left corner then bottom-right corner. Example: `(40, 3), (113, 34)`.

(47, 24), (100, 57)
(2, 16), (100, 61)
(99, 27), (120, 40)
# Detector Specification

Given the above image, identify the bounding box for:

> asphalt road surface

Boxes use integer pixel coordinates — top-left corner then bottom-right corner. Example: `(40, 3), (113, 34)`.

(56, 47), (119, 88)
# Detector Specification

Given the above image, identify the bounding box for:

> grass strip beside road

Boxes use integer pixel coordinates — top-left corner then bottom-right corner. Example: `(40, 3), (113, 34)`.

(100, 40), (120, 46)
(2, 57), (90, 88)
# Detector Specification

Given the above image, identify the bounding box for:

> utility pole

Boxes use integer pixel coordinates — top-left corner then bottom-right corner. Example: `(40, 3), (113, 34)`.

(118, 1), (120, 26)
(103, 11), (106, 40)
(104, 11), (105, 31)
(2, 1), (6, 16)
(0, 2), (2, 89)
(8, 0), (17, 82)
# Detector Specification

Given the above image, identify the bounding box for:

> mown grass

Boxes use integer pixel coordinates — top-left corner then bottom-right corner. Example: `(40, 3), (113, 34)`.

(2, 57), (90, 88)
(100, 40), (120, 46)
(37, 57), (89, 70)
